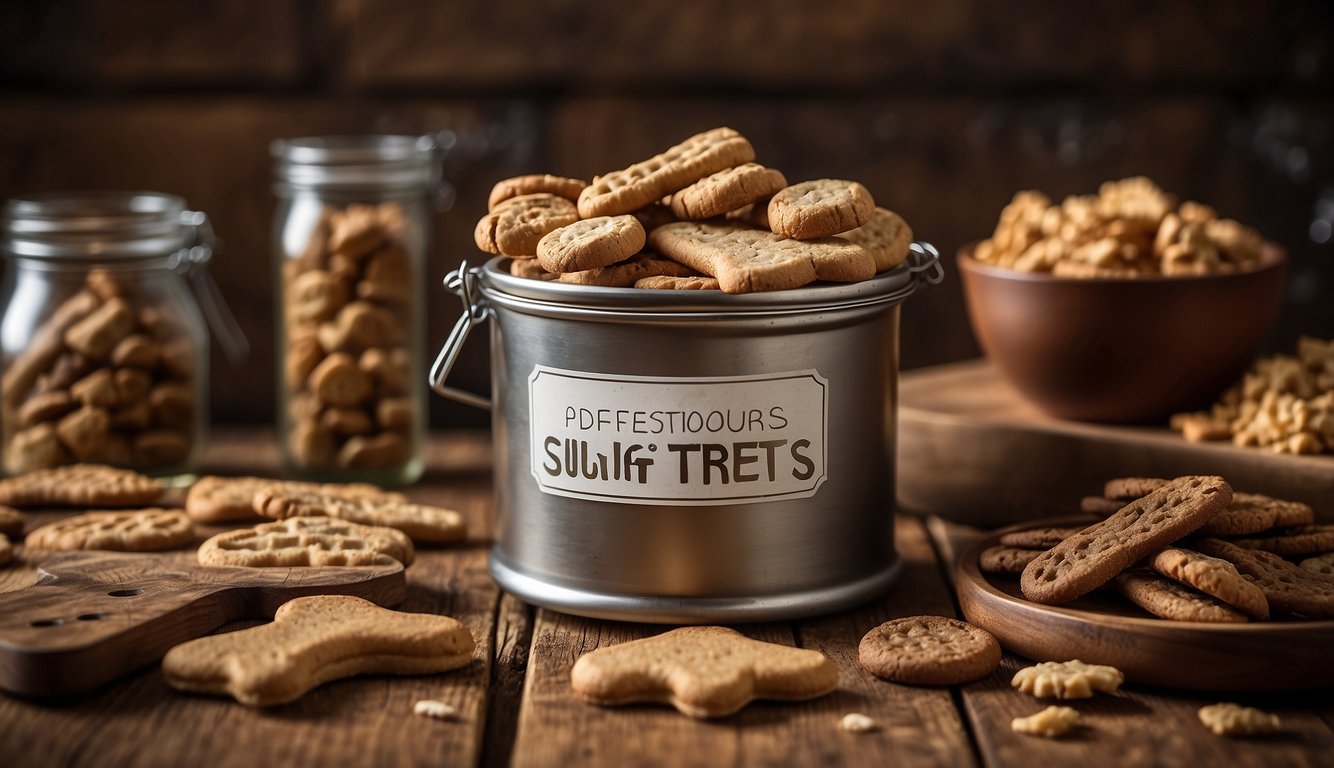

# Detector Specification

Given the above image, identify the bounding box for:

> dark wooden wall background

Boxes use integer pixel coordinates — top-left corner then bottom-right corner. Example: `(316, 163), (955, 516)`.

(2, 1), (1332, 427)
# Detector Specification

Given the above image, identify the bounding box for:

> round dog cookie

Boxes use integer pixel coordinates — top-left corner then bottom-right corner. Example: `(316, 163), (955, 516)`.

(979, 545), (1041, 576)
(837, 207), (914, 272)
(665, 163), (787, 220)
(536, 215), (647, 273)
(634, 275), (721, 290)
(997, 525), (1084, 550)
(509, 258), (558, 280)
(1148, 547), (1269, 619)
(557, 252), (699, 288)
(488, 174), (587, 211)
(1269, 498), (1317, 528)
(767, 179), (874, 240)
(0, 464), (163, 508)
(577, 127), (756, 218)
(1103, 477), (1168, 500)
(1080, 496), (1125, 515)
(570, 626), (837, 719)
(0, 506), (23, 537)
(1230, 524), (1334, 557)
(858, 616), (1001, 685)
(474, 193), (580, 256)
(197, 516), (414, 568)
(1112, 569), (1249, 623)
(1299, 553), (1334, 576)
(1194, 538), (1334, 619)
(25, 509), (193, 552)
(1194, 493), (1287, 537)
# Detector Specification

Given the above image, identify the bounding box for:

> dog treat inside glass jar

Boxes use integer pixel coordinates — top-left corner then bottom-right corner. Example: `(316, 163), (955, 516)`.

(0, 192), (230, 478)
(272, 136), (436, 484)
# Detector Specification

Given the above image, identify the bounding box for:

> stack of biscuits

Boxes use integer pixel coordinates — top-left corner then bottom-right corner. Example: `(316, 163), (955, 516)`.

(979, 475), (1334, 622)
(282, 203), (416, 471)
(1, 270), (198, 474)
(474, 127), (914, 294)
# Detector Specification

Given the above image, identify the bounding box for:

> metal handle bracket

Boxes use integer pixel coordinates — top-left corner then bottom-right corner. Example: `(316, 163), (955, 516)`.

(429, 261), (491, 410)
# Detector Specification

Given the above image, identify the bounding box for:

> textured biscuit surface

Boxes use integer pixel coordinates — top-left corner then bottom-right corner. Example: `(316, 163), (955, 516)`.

(488, 174), (586, 211)
(1105, 479), (1306, 537)
(1199, 703), (1282, 737)
(577, 128), (756, 218)
(1103, 477), (1169, 500)
(197, 516), (414, 568)
(665, 163), (787, 220)
(0, 464), (163, 508)
(508, 258), (558, 280)
(1149, 547), (1269, 619)
(162, 595), (474, 707)
(185, 476), (405, 523)
(1021, 476), (1232, 605)
(0, 506), (23, 537)
(767, 179), (874, 240)
(253, 487), (466, 544)
(997, 526), (1084, 550)
(25, 509), (192, 551)
(1193, 538), (1334, 618)
(979, 545), (1041, 575)
(633, 275), (721, 290)
(570, 626), (837, 718)
(1230, 524), (1334, 557)
(557, 252), (698, 287)
(857, 616), (1001, 685)
(837, 207), (914, 272)
(1112, 569), (1250, 623)
(1080, 496), (1126, 515)
(536, 215), (646, 273)
(1011, 660), (1124, 699)
(474, 193), (580, 256)
(1300, 553), (1334, 576)
(649, 221), (875, 293)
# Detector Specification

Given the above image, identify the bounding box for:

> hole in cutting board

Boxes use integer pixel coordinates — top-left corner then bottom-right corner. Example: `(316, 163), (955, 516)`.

(107, 589), (143, 597)
(30, 618), (64, 627)
(77, 613), (108, 621)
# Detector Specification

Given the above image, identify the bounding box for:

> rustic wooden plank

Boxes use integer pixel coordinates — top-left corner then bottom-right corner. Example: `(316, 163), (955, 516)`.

(480, 593), (535, 768)
(508, 515), (978, 767)
(0, 1), (306, 88)
(340, 0), (1328, 91)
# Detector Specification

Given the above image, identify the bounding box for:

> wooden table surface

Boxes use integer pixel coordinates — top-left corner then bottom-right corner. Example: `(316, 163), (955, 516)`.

(2, 428), (1332, 768)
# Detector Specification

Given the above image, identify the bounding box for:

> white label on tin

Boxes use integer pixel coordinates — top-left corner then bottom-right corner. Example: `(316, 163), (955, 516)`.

(528, 366), (828, 506)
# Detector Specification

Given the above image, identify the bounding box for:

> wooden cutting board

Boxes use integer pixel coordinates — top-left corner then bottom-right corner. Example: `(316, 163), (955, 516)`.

(954, 518), (1334, 691)
(898, 359), (1334, 527)
(0, 551), (406, 697)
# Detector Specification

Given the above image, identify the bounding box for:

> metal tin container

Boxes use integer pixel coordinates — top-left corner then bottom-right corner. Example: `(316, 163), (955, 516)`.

(432, 247), (942, 623)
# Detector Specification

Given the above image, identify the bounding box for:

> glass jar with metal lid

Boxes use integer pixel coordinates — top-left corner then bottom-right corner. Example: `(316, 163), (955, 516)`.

(271, 135), (440, 485)
(0, 191), (246, 479)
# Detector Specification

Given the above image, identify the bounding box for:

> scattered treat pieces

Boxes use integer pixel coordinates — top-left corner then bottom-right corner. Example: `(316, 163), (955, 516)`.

(536, 215), (646, 273)
(767, 179), (874, 240)
(1112, 569), (1249, 623)
(1149, 547), (1268, 619)
(0, 533), (11, 567)
(1011, 660), (1124, 699)
(972, 177), (1263, 277)
(633, 275), (720, 290)
(839, 713), (878, 733)
(162, 595), (474, 707)
(488, 174), (586, 211)
(1299, 553), (1334, 576)
(0, 506), (23, 537)
(197, 516), (414, 568)
(252, 487), (466, 544)
(25, 509), (193, 552)
(979, 545), (1041, 576)
(1231, 524), (1334, 557)
(858, 616), (1001, 685)
(0, 464), (163, 508)
(650, 221), (875, 294)
(1020, 476), (1232, 605)
(997, 525), (1084, 550)
(665, 163), (787, 221)
(557, 252), (698, 288)
(577, 127), (756, 218)
(413, 699), (459, 721)
(1198, 703), (1282, 737)
(1011, 706), (1080, 738)
(185, 476), (404, 523)
(570, 626), (837, 719)
(837, 207), (914, 272)
(1172, 336), (1334, 455)
(1193, 539), (1334, 618)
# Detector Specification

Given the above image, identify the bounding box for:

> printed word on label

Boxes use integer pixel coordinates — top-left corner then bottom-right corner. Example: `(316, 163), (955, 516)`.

(528, 366), (828, 506)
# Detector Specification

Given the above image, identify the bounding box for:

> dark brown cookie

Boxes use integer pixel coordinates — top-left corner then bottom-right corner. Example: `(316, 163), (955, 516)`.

(1194, 493), (1288, 537)
(979, 545), (1041, 576)
(1080, 496), (1125, 515)
(1103, 477), (1169, 501)
(998, 526), (1085, 550)
(1193, 538), (1334, 618)
(858, 616), (1001, 686)
(1021, 476), (1232, 605)
(1230, 524), (1334, 557)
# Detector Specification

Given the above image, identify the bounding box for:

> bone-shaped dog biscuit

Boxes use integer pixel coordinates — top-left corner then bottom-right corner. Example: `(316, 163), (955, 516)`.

(162, 595), (474, 706)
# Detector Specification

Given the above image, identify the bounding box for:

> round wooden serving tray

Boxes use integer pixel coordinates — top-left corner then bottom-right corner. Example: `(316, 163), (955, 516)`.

(955, 517), (1334, 692)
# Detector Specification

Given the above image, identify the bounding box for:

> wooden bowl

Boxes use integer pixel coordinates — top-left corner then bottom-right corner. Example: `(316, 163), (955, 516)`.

(958, 245), (1287, 423)
(955, 518), (1334, 692)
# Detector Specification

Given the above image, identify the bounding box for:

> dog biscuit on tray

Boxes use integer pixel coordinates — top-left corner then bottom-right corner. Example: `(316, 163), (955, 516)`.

(197, 516), (414, 568)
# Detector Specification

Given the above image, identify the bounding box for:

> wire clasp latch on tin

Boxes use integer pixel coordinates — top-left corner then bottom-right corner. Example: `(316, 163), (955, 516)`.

(429, 260), (492, 410)
(906, 242), (945, 286)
